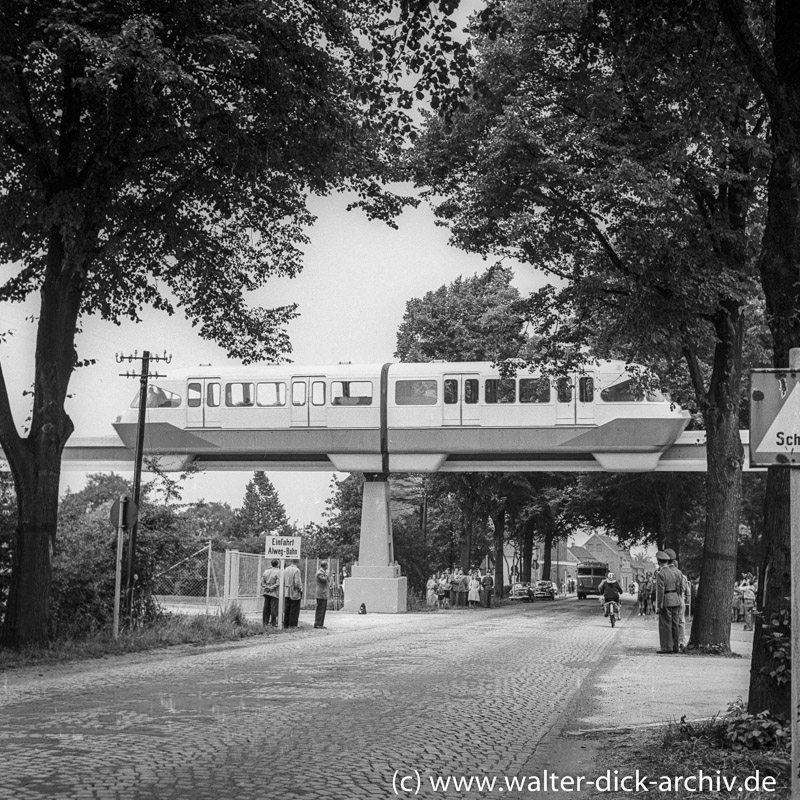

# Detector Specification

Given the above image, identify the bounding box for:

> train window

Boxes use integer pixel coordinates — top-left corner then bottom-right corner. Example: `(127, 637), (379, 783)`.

(257, 382), (286, 407)
(519, 378), (550, 403)
(331, 381), (373, 406)
(395, 380), (438, 405)
(311, 381), (325, 406)
(444, 379), (458, 404)
(600, 378), (643, 402)
(187, 383), (201, 408)
(485, 378), (516, 404)
(292, 382), (307, 406)
(226, 382), (255, 407)
(579, 377), (594, 403)
(556, 378), (572, 403)
(132, 385), (181, 408)
(207, 382), (221, 407)
(465, 379), (478, 404)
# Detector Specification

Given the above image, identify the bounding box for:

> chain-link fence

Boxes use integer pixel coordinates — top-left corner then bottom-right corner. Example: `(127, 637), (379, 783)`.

(151, 547), (343, 616)
(151, 542), (224, 614)
(223, 551), (343, 614)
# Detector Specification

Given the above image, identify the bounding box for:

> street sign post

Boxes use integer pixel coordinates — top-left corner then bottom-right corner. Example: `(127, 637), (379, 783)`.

(751, 351), (800, 798)
(264, 535), (302, 629)
(109, 496), (138, 640)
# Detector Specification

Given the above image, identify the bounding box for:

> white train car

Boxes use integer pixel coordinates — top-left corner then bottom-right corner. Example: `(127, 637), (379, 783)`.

(113, 360), (689, 473)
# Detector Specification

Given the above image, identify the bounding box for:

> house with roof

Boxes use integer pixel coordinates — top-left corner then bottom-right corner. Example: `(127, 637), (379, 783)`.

(579, 532), (634, 590)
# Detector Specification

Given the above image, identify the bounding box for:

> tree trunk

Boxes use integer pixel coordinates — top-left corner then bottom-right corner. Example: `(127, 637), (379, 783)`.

(658, 474), (682, 557)
(491, 508), (505, 598)
(745, 139), (800, 717)
(689, 412), (742, 649)
(2, 457), (61, 645)
(0, 236), (81, 648)
(519, 516), (535, 583)
(540, 519), (555, 582)
(460, 506), (473, 571)
(747, 468), (791, 716)
(688, 302), (744, 651)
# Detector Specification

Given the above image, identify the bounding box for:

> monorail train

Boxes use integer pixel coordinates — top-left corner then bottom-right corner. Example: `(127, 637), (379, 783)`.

(113, 360), (690, 473)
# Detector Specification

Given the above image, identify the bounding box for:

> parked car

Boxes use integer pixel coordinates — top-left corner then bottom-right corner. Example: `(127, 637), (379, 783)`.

(533, 580), (556, 600)
(509, 582), (534, 602)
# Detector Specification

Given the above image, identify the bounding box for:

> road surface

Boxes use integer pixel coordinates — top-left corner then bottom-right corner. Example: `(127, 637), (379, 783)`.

(0, 600), (662, 799)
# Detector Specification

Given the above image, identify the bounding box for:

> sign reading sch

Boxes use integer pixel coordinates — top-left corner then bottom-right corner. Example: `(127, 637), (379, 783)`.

(750, 369), (800, 466)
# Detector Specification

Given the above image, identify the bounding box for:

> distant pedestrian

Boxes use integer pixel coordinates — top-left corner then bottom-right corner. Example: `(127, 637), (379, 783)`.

(742, 580), (756, 631)
(468, 572), (481, 607)
(283, 559), (303, 628)
(439, 570), (451, 608)
(314, 561), (330, 629)
(449, 569), (460, 607)
(655, 551), (683, 653)
(426, 575), (438, 606)
(458, 569), (470, 607)
(637, 578), (649, 616)
(733, 581), (744, 623)
(480, 571), (494, 608)
(261, 559), (281, 628)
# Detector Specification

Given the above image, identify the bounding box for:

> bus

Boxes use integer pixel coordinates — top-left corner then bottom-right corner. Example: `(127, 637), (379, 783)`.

(576, 561), (609, 599)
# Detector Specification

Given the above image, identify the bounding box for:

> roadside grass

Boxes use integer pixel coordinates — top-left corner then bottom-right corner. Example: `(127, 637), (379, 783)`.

(589, 703), (790, 799)
(0, 605), (269, 670)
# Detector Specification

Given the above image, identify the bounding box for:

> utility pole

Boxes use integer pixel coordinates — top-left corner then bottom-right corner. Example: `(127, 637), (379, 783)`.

(117, 349), (172, 623)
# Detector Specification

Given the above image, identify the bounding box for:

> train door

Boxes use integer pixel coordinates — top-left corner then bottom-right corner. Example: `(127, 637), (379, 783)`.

(290, 376), (327, 427)
(576, 375), (596, 424)
(555, 377), (576, 425)
(186, 378), (221, 428)
(443, 373), (480, 425)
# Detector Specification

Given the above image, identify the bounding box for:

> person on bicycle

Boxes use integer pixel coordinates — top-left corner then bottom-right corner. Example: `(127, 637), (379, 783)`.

(598, 572), (622, 617)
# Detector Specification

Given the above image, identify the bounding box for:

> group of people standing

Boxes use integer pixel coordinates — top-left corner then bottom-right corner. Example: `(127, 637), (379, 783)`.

(426, 568), (495, 609)
(636, 574), (657, 616)
(260, 559), (331, 630)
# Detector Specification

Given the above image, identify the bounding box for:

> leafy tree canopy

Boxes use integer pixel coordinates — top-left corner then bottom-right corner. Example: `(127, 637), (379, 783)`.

(224, 472), (292, 552)
(395, 265), (526, 362)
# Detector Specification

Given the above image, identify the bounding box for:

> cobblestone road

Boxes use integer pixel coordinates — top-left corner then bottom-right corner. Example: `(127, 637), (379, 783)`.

(1, 600), (621, 799)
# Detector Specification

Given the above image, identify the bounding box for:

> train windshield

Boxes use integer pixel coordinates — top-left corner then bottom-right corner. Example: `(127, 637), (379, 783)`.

(600, 377), (664, 402)
(130, 385), (181, 408)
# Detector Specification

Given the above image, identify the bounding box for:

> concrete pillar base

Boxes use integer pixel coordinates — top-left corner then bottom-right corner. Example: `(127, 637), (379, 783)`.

(343, 565), (408, 613)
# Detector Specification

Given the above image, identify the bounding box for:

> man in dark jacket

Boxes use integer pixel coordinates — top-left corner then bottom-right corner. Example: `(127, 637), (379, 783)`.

(314, 561), (330, 629)
(656, 551), (683, 653)
(597, 572), (622, 617)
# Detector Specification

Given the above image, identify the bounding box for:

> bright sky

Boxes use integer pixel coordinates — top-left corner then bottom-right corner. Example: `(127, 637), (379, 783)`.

(1, 190), (550, 525)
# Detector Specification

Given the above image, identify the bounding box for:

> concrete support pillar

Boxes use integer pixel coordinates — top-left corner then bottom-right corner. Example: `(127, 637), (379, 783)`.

(343, 475), (407, 613)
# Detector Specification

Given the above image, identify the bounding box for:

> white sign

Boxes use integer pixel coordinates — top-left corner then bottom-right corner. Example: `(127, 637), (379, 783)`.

(265, 535), (302, 559)
(758, 383), (800, 451)
(750, 370), (800, 465)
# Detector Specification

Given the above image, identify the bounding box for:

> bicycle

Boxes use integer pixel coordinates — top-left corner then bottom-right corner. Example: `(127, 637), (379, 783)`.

(604, 599), (621, 627)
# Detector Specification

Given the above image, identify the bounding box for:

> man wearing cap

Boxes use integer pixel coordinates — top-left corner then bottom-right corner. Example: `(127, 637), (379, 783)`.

(656, 550), (683, 653)
(665, 548), (690, 652)
(260, 558), (281, 628)
(314, 561), (330, 629)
